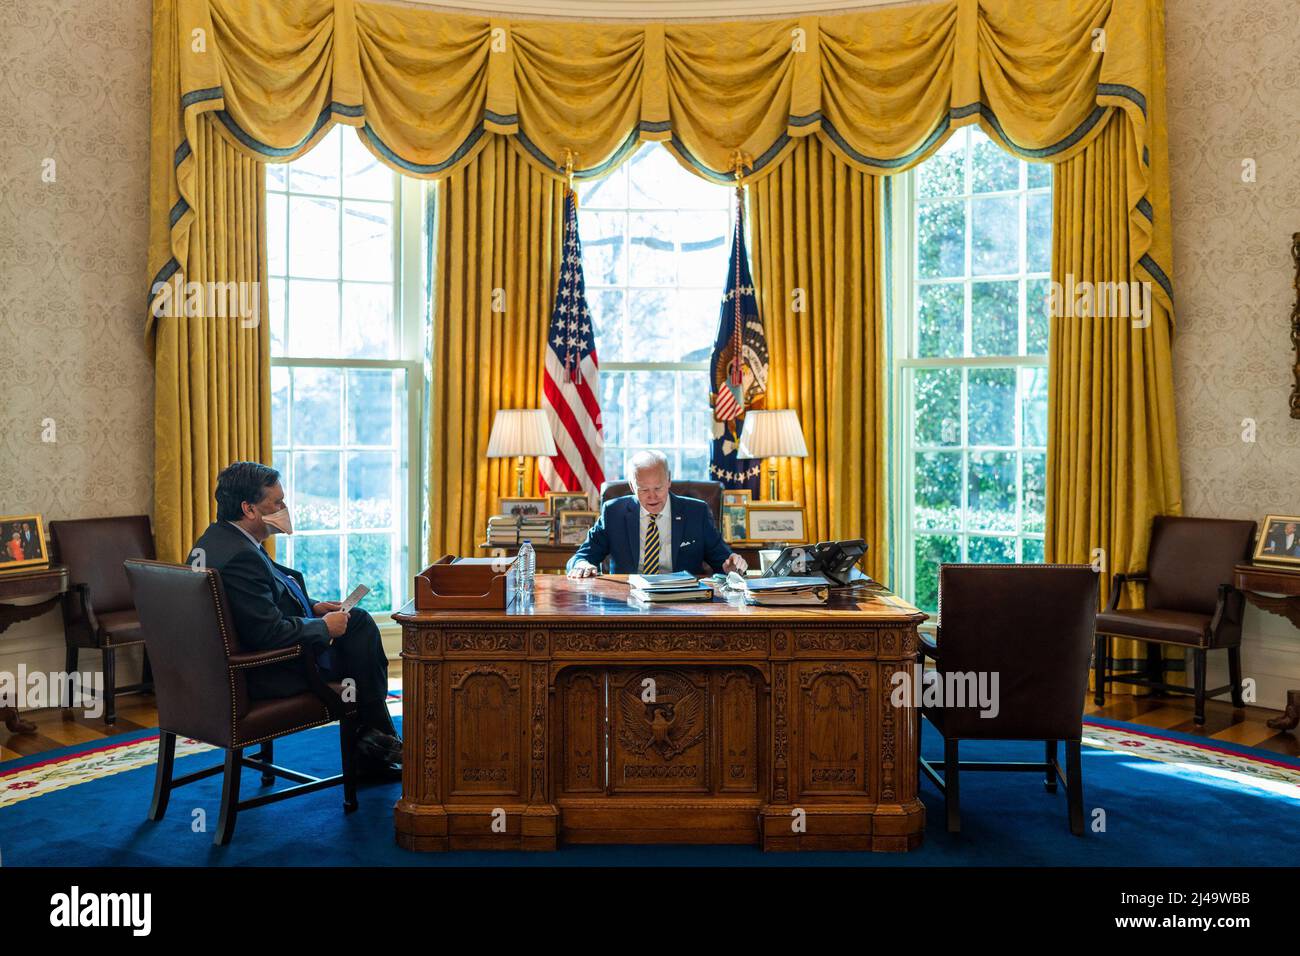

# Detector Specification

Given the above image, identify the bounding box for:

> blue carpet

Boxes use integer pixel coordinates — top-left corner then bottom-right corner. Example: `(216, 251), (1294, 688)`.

(3, 717), (1297, 866)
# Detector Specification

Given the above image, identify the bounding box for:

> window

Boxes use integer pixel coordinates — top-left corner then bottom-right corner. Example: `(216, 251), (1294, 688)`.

(577, 144), (733, 480)
(890, 126), (1052, 614)
(266, 126), (424, 616)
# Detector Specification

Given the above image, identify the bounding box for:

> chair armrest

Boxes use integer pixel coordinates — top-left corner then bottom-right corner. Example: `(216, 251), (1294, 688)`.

(917, 630), (940, 662)
(1105, 572), (1149, 612)
(1209, 583), (1245, 636)
(228, 646), (304, 670)
(61, 581), (100, 635)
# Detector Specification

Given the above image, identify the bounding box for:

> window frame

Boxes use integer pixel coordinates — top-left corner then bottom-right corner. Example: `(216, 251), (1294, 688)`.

(887, 129), (1050, 618)
(267, 136), (425, 621)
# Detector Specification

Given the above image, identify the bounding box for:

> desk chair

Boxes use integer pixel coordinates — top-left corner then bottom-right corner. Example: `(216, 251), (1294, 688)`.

(1094, 515), (1256, 725)
(48, 515), (156, 724)
(918, 564), (1099, 835)
(125, 560), (359, 846)
(599, 479), (724, 528)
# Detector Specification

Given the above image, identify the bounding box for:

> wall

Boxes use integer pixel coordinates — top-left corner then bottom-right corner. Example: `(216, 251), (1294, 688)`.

(0, 0), (1296, 709)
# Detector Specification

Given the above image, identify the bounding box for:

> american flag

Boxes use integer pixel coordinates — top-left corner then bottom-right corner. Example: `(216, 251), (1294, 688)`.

(539, 189), (605, 501)
(709, 199), (768, 493)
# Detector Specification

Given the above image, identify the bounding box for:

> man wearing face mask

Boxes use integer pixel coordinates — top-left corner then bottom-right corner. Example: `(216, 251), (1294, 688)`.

(190, 461), (402, 780)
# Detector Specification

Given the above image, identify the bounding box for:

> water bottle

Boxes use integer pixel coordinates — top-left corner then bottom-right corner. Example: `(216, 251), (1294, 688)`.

(518, 539), (536, 598)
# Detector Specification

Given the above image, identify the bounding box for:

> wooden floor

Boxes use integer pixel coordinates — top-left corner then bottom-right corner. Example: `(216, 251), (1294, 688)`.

(2, 661), (1297, 761)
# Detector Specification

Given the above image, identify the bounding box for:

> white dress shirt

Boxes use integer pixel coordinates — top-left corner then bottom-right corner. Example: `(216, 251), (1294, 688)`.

(637, 498), (673, 573)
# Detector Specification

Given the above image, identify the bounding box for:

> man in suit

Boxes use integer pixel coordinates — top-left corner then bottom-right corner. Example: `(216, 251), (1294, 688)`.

(20, 522), (39, 560)
(191, 461), (401, 779)
(566, 450), (748, 577)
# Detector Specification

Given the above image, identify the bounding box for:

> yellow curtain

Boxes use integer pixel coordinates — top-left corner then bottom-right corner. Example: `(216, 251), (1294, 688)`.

(1048, 114), (1183, 692)
(150, 114), (272, 562)
(427, 138), (564, 561)
(750, 138), (888, 582)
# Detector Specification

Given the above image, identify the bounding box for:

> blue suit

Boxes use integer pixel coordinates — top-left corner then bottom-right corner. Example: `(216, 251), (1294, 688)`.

(566, 493), (733, 575)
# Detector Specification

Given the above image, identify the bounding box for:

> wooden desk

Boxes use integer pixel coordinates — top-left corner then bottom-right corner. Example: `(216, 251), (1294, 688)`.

(392, 574), (927, 852)
(0, 564), (69, 733)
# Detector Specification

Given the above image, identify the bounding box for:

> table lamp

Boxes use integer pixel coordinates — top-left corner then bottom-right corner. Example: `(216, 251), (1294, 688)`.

(738, 409), (808, 501)
(486, 409), (558, 497)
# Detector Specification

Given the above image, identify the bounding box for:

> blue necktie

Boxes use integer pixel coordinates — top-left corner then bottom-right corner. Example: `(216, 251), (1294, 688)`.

(271, 564), (313, 618)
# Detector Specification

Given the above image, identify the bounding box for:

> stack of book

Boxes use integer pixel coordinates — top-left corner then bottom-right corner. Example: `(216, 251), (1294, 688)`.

(738, 575), (831, 606)
(627, 570), (714, 603)
(518, 514), (553, 545)
(486, 515), (519, 545)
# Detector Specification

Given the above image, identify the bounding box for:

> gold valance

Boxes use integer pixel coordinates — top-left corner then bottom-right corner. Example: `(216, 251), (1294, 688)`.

(148, 0), (1173, 330)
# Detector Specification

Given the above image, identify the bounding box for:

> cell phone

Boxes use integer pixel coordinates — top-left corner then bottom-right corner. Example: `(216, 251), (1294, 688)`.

(340, 584), (370, 612)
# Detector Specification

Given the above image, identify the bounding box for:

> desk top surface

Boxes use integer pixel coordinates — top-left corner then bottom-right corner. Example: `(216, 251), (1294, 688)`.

(393, 573), (925, 624)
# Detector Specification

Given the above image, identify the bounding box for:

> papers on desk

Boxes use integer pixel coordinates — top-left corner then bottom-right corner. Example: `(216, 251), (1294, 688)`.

(732, 573), (831, 606)
(629, 583), (715, 603)
(627, 571), (698, 590)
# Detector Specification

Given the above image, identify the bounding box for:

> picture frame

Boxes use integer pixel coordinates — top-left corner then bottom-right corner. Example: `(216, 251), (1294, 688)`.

(721, 489), (751, 542)
(545, 491), (591, 517)
(1253, 514), (1300, 567)
(499, 497), (548, 518)
(558, 509), (598, 546)
(0, 514), (48, 572)
(744, 502), (806, 543)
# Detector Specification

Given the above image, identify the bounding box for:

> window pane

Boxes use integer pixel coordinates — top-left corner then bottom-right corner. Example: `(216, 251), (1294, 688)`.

(295, 451), (341, 531)
(347, 451), (394, 529)
(914, 534), (959, 614)
(1027, 162), (1051, 189)
(342, 200), (393, 282)
(341, 282), (393, 359)
(1026, 277), (1050, 355)
(1022, 536), (1045, 562)
(917, 131), (965, 199)
(578, 211), (627, 287)
(970, 280), (1018, 356)
(625, 370), (676, 446)
(967, 451), (1017, 532)
(267, 192), (287, 277)
(916, 282), (963, 358)
(914, 368), (961, 446)
(968, 535), (1016, 563)
(1027, 191), (1052, 273)
(271, 366), (290, 446)
(341, 131), (393, 201)
(292, 367), (342, 446)
(296, 534), (341, 601)
(1020, 367), (1048, 447)
(347, 369), (395, 446)
(680, 371), (712, 447)
(347, 534), (392, 611)
(629, 211), (676, 285)
(915, 451), (961, 531)
(628, 145), (690, 208)
(600, 372), (625, 450)
(970, 195), (1018, 275)
(268, 277), (286, 355)
(677, 211), (729, 286)
(971, 135), (1018, 193)
(679, 446), (709, 480)
(676, 287), (725, 360)
(1022, 452), (1046, 535)
(288, 129), (341, 196)
(288, 196), (340, 279)
(917, 199), (965, 278)
(288, 279), (340, 357)
(626, 289), (676, 359)
(589, 288), (624, 361)
(967, 368), (1015, 446)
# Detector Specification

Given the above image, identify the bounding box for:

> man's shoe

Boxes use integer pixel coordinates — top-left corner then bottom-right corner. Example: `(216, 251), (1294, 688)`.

(356, 728), (403, 765)
(355, 757), (403, 782)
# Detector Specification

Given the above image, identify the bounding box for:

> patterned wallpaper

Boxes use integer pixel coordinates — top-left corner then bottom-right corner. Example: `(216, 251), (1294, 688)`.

(0, 0), (1295, 695)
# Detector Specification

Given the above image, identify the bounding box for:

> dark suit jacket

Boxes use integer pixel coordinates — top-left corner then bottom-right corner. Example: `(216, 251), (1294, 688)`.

(565, 493), (732, 575)
(191, 521), (330, 699)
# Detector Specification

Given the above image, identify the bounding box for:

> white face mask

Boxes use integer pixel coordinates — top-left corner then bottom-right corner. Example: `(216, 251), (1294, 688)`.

(261, 505), (294, 535)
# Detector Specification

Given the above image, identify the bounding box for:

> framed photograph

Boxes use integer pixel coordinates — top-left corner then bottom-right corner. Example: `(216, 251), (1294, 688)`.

(545, 491), (591, 516)
(745, 503), (806, 543)
(558, 510), (598, 546)
(499, 497), (547, 518)
(721, 489), (751, 542)
(0, 514), (48, 572)
(1253, 514), (1300, 567)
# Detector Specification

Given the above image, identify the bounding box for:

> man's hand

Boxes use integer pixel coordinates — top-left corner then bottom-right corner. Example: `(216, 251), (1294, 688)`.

(323, 610), (350, 639)
(721, 553), (748, 575)
(567, 560), (599, 579)
(313, 601), (342, 615)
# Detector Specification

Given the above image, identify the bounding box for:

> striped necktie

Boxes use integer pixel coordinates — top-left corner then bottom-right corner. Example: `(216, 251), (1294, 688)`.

(641, 513), (662, 573)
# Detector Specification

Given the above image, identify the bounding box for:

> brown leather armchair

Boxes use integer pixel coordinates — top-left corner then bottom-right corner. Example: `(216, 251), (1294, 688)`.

(1094, 515), (1256, 725)
(124, 559), (360, 846)
(48, 515), (156, 724)
(917, 564), (1099, 835)
(599, 479), (724, 528)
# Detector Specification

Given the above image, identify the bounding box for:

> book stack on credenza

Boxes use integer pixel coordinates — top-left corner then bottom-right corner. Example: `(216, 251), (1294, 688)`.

(738, 575), (831, 606)
(627, 571), (714, 603)
(518, 514), (553, 545)
(486, 515), (519, 545)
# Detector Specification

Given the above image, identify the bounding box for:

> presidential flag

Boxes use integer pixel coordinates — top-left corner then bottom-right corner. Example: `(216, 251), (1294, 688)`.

(539, 188), (605, 502)
(709, 200), (768, 494)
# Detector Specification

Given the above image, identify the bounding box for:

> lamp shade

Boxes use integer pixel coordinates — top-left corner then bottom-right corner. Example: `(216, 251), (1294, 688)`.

(738, 409), (808, 459)
(485, 409), (558, 458)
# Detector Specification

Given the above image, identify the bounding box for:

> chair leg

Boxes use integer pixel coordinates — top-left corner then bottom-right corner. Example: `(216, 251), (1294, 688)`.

(148, 731), (177, 821)
(1044, 740), (1058, 793)
(1066, 740), (1084, 836)
(339, 715), (359, 813)
(215, 748), (242, 846)
(944, 737), (961, 833)
(64, 646), (79, 708)
(1093, 635), (1106, 707)
(103, 647), (117, 725)
(258, 741), (275, 786)
(1144, 641), (1166, 697)
(1193, 648), (1207, 726)
(1228, 646), (1244, 708)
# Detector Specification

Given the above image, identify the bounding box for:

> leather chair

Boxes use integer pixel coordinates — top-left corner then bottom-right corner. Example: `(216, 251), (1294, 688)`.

(599, 479), (724, 528)
(917, 564), (1099, 835)
(124, 559), (359, 846)
(48, 515), (156, 724)
(1094, 515), (1256, 725)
